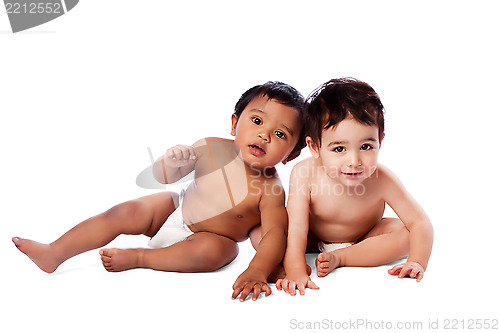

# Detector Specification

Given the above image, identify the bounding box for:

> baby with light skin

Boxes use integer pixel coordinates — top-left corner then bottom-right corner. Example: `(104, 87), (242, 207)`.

(277, 78), (434, 295)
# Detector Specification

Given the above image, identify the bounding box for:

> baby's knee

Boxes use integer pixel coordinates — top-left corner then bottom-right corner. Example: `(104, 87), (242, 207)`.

(382, 218), (406, 232)
(382, 218), (410, 254)
(191, 235), (238, 271)
(396, 225), (410, 255)
(103, 200), (152, 233)
(105, 200), (145, 219)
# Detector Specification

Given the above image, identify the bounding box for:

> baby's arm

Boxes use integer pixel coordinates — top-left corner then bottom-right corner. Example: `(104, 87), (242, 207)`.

(231, 180), (287, 301)
(381, 167), (434, 281)
(277, 162), (319, 295)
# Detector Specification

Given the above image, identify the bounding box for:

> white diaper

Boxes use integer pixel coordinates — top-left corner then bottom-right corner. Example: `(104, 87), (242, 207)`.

(318, 241), (354, 253)
(148, 187), (194, 249)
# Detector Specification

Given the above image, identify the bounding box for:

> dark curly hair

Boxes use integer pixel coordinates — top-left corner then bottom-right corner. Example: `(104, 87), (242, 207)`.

(234, 81), (306, 153)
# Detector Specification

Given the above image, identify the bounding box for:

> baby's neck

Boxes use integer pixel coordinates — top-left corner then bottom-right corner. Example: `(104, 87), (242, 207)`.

(245, 163), (277, 178)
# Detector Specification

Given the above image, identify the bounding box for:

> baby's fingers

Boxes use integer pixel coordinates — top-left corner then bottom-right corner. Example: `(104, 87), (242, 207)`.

(251, 285), (262, 301)
(166, 145), (196, 161)
(389, 262), (425, 282)
(409, 267), (424, 282)
(250, 284), (271, 301)
(185, 146), (197, 160)
(388, 264), (403, 276)
(239, 283), (269, 302)
(306, 279), (320, 290)
(263, 284), (272, 297)
(280, 279), (291, 293)
(232, 285), (244, 300)
(237, 283), (256, 302)
(171, 146), (184, 160)
(276, 279), (284, 291)
(398, 265), (413, 279)
(288, 281), (297, 296)
(237, 286), (251, 302)
(297, 283), (306, 296)
(177, 146), (195, 161)
(165, 147), (175, 159)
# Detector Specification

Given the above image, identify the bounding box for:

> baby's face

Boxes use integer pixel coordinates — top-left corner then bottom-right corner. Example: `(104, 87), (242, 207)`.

(231, 96), (302, 169)
(311, 118), (380, 187)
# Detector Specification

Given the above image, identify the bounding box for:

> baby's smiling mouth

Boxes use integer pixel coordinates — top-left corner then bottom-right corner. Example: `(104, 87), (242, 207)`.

(249, 144), (266, 156)
(342, 171), (363, 177)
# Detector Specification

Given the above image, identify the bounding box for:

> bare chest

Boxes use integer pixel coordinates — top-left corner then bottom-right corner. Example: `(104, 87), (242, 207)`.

(183, 184), (262, 241)
(181, 160), (269, 241)
(308, 180), (385, 241)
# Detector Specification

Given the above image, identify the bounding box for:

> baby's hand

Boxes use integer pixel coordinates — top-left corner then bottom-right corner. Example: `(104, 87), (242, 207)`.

(232, 268), (271, 302)
(276, 272), (319, 296)
(388, 261), (425, 282)
(164, 145), (197, 167)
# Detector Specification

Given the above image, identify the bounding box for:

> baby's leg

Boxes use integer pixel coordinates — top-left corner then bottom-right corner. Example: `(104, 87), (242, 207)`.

(100, 232), (238, 272)
(13, 192), (178, 273)
(316, 218), (409, 277)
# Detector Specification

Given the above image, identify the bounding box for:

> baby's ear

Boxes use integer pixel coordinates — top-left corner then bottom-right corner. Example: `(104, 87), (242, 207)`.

(379, 134), (385, 148)
(282, 150), (301, 165)
(230, 114), (238, 136)
(306, 137), (320, 158)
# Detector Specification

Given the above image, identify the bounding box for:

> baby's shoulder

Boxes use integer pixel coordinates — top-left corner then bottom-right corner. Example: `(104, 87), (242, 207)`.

(289, 158), (325, 185)
(192, 136), (233, 147)
(372, 164), (404, 191)
(290, 157), (317, 176)
(374, 164), (396, 180)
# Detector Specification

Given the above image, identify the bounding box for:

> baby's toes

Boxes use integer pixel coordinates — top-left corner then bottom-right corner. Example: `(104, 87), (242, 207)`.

(99, 249), (115, 271)
(317, 252), (333, 264)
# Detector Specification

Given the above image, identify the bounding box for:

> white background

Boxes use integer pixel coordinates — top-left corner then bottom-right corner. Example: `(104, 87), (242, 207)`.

(1, 1), (499, 332)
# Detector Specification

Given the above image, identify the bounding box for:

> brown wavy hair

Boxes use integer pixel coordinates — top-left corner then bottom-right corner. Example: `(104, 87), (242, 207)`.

(305, 78), (385, 147)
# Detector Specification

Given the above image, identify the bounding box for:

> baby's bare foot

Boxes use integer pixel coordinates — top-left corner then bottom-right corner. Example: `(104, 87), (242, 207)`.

(315, 252), (340, 277)
(12, 237), (61, 273)
(99, 248), (141, 272)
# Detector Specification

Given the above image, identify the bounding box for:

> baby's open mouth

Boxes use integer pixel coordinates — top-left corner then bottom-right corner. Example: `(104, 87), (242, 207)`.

(249, 144), (265, 156)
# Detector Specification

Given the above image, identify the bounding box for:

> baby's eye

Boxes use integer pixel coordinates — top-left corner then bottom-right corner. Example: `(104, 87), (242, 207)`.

(252, 117), (263, 125)
(332, 146), (346, 153)
(275, 130), (286, 139)
(360, 144), (373, 151)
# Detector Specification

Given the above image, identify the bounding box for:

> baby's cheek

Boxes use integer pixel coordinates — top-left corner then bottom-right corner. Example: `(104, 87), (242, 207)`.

(365, 157), (378, 174)
(325, 165), (341, 178)
(366, 164), (378, 178)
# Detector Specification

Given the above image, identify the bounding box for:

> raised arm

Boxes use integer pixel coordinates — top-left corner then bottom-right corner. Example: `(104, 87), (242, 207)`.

(152, 142), (200, 184)
(381, 166), (434, 281)
(277, 161), (319, 295)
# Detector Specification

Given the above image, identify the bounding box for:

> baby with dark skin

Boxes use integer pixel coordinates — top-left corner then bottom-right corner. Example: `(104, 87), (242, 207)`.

(13, 81), (306, 302)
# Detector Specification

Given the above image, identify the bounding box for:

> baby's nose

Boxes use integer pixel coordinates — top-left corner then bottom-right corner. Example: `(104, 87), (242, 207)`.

(346, 152), (361, 166)
(258, 132), (270, 142)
